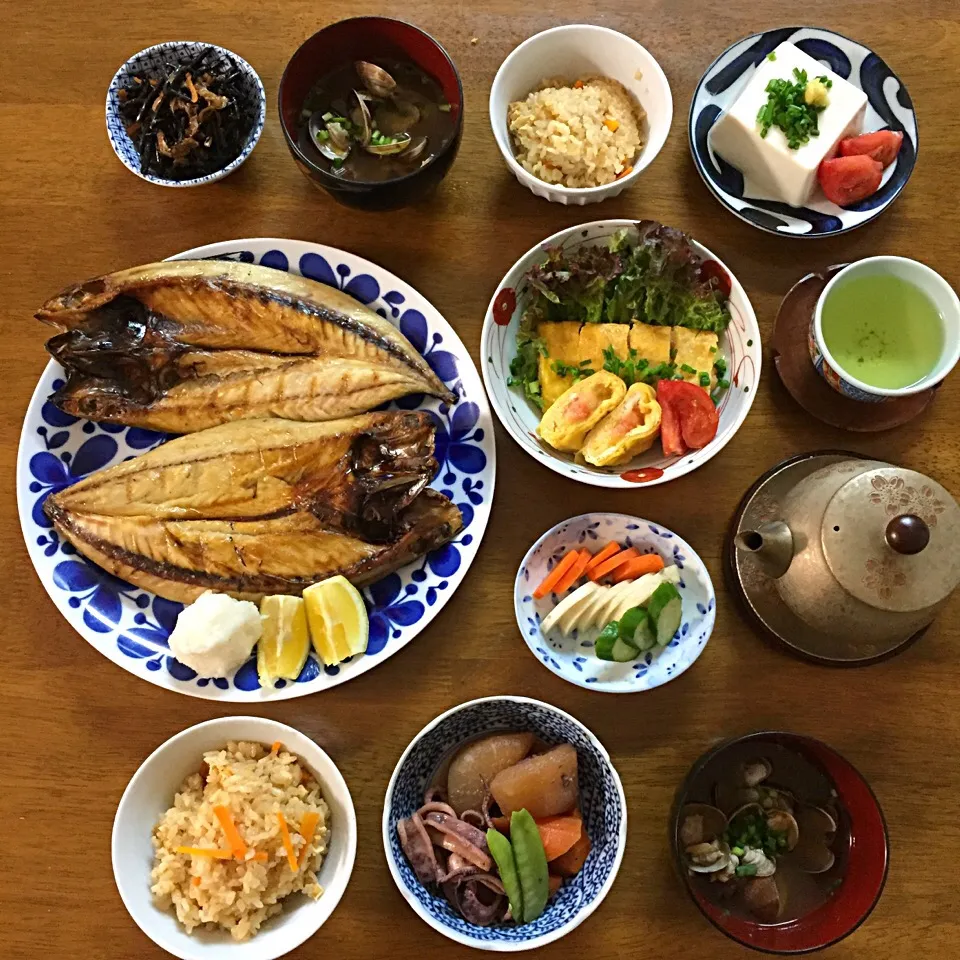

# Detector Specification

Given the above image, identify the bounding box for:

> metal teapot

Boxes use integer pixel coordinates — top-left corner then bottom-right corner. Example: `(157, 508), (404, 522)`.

(735, 458), (960, 644)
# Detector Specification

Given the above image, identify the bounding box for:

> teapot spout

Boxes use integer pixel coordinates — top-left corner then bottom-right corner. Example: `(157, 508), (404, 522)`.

(735, 521), (795, 580)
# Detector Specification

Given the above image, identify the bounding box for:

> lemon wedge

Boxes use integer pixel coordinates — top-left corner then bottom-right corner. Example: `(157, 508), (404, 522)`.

(303, 575), (369, 666)
(258, 595), (310, 687)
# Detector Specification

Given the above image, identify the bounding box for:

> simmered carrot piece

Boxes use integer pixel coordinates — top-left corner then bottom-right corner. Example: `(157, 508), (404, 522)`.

(176, 846), (235, 859)
(616, 165), (634, 180)
(610, 553), (665, 583)
(588, 548), (639, 582)
(548, 873), (564, 897)
(212, 806), (248, 860)
(550, 829), (592, 877)
(535, 815), (583, 861)
(585, 542), (620, 572)
(533, 550), (580, 599)
(298, 812), (322, 867)
(604, 118), (620, 132)
(553, 551), (591, 595)
(276, 812), (299, 872)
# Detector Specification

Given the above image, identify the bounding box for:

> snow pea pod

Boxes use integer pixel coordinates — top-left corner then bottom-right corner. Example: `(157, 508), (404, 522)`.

(486, 828), (523, 921)
(510, 808), (549, 923)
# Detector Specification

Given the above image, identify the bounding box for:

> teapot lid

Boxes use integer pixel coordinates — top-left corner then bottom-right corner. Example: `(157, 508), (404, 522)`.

(822, 467), (960, 612)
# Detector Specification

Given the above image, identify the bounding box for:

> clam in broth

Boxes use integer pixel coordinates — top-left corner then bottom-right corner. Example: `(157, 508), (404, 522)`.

(299, 59), (456, 181)
(678, 742), (846, 924)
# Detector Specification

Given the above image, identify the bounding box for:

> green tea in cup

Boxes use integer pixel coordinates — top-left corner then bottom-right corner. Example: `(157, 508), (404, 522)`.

(820, 273), (944, 390)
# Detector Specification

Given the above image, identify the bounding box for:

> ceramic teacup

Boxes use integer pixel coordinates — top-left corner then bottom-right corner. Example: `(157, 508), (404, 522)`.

(809, 256), (960, 402)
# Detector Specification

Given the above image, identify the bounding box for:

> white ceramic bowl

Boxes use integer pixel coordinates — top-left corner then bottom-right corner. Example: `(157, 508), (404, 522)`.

(106, 41), (266, 187)
(113, 717), (357, 960)
(383, 696), (627, 951)
(489, 25), (672, 204)
(515, 513), (715, 693)
(481, 219), (762, 488)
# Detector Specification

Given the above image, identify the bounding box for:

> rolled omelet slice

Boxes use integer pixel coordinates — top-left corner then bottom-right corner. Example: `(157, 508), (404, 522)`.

(537, 321), (583, 409)
(581, 383), (662, 467)
(537, 371), (626, 453)
(672, 328), (719, 390)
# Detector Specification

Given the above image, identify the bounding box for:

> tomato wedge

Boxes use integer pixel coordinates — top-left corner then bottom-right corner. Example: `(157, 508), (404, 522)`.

(838, 130), (903, 168)
(817, 155), (883, 207)
(658, 387), (687, 456)
(657, 380), (719, 450)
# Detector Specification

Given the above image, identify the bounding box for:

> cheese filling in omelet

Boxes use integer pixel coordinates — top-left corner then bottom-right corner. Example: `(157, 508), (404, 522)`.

(537, 371), (626, 452)
(581, 383), (662, 467)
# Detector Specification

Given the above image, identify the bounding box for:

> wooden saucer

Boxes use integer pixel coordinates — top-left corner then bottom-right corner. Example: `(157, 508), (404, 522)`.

(772, 266), (937, 431)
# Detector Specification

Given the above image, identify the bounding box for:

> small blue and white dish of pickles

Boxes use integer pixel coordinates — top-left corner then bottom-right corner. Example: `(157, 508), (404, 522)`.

(382, 696), (627, 951)
(515, 513), (715, 693)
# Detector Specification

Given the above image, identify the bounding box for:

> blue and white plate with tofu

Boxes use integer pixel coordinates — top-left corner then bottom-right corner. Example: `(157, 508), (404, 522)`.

(690, 27), (918, 237)
(514, 513), (716, 693)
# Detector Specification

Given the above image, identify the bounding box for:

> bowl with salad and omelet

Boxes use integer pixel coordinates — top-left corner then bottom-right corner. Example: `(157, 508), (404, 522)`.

(516, 512), (715, 693)
(382, 695), (626, 951)
(481, 220), (761, 488)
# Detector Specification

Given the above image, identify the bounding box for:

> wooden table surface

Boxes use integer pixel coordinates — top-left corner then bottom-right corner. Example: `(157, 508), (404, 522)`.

(3, 2), (959, 958)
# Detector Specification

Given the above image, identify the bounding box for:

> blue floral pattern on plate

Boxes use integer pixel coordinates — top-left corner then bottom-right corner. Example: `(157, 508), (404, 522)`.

(689, 27), (918, 237)
(383, 697), (626, 948)
(17, 240), (496, 700)
(515, 513), (715, 693)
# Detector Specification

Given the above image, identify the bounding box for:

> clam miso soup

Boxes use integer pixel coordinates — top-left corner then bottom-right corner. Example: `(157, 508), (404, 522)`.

(678, 740), (847, 924)
(298, 59), (456, 181)
(821, 273), (944, 389)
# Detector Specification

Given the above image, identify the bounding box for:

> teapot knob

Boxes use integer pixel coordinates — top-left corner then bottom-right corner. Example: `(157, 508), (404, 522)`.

(885, 514), (930, 555)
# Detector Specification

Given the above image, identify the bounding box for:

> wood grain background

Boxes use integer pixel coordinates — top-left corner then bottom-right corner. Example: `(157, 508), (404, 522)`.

(2, 3), (959, 958)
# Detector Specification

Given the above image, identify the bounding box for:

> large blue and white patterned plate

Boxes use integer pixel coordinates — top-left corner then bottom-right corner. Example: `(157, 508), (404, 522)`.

(17, 239), (495, 701)
(515, 513), (715, 693)
(690, 26), (918, 237)
(383, 696), (626, 951)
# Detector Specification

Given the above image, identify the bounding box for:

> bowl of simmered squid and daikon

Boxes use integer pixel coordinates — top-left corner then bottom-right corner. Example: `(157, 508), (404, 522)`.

(278, 17), (464, 211)
(382, 696), (626, 950)
(671, 732), (889, 954)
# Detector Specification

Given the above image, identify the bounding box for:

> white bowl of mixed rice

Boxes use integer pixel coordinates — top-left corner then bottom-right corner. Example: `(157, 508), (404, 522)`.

(490, 25), (672, 204)
(113, 717), (356, 960)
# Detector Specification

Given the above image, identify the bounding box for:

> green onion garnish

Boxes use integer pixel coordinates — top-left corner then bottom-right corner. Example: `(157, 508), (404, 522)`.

(756, 67), (829, 149)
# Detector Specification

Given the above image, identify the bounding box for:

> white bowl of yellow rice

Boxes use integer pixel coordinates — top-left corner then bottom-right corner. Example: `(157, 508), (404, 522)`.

(112, 716), (356, 959)
(490, 24), (673, 204)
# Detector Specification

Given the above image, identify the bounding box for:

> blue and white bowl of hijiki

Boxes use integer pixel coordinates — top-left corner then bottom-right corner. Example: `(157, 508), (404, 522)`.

(516, 513), (715, 693)
(106, 41), (266, 187)
(690, 26), (918, 237)
(383, 696), (627, 951)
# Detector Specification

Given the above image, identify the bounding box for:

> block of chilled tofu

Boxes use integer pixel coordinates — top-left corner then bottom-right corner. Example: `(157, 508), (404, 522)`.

(709, 41), (868, 207)
(629, 323), (672, 367)
(578, 323), (630, 375)
(672, 328), (719, 390)
(537, 321), (582, 408)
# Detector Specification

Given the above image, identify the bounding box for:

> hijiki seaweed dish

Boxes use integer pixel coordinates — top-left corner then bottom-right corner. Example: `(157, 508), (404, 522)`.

(118, 46), (255, 179)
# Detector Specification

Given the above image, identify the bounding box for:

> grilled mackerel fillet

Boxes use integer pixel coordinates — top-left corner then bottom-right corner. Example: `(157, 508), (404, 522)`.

(37, 259), (456, 432)
(44, 412), (463, 603)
